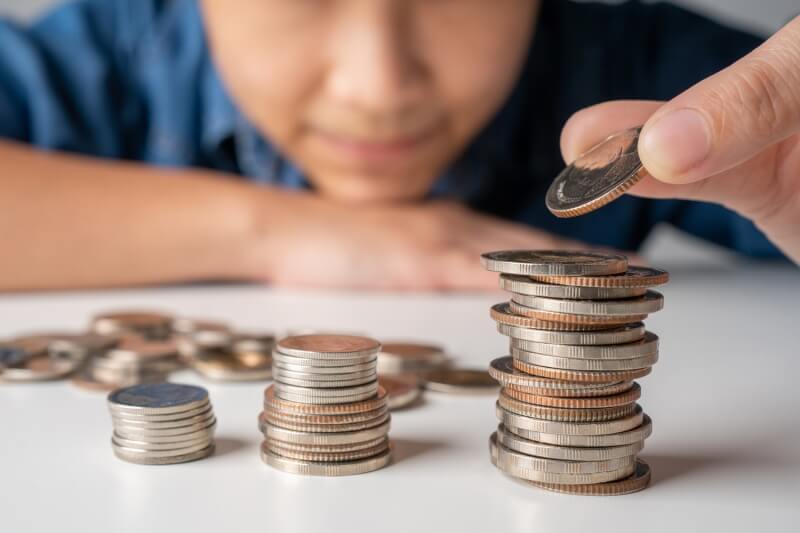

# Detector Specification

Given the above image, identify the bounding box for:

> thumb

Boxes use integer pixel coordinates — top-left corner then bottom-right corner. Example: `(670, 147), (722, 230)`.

(639, 15), (800, 185)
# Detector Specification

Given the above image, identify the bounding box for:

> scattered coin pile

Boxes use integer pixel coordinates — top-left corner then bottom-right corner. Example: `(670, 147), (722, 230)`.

(481, 250), (668, 495)
(108, 383), (217, 465)
(259, 334), (392, 476)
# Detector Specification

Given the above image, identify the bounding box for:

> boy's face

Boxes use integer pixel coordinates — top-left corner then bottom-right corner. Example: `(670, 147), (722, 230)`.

(202, 0), (538, 202)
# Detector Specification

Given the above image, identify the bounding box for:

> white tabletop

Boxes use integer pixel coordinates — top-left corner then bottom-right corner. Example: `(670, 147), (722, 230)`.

(1, 263), (799, 533)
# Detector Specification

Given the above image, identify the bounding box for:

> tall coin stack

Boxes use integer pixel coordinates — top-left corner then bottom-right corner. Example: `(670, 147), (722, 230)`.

(259, 334), (392, 476)
(108, 383), (217, 465)
(480, 251), (668, 495)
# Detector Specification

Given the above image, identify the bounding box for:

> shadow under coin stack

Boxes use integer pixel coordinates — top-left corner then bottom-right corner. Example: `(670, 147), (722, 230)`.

(107, 383), (217, 465)
(260, 334), (392, 476)
(480, 251), (668, 495)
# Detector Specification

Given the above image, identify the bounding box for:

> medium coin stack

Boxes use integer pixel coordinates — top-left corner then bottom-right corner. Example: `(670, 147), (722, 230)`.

(107, 383), (216, 465)
(480, 250), (668, 495)
(259, 334), (392, 476)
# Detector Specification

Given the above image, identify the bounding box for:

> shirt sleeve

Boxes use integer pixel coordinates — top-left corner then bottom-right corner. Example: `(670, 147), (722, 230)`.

(0, 0), (133, 157)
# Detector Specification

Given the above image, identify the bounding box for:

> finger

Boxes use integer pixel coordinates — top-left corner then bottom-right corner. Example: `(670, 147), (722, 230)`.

(638, 15), (800, 185)
(560, 100), (662, 163)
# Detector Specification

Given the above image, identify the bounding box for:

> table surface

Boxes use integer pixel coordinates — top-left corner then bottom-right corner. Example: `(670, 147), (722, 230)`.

(1, 263), (799, 533)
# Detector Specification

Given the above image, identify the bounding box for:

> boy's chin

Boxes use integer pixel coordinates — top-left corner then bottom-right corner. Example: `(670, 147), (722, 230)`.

(309, 170), (434, 204)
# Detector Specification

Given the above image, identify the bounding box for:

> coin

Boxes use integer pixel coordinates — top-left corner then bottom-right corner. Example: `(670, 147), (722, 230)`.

(261, 444), (391, 476)
(506, 414), (653, 447)
(265, 405), (389, 426)
(275, 360), (376, 375)
(506, 380), (635, 398)
(264, 436), (389, 454)
(498, 392), (636, 422)
(423, 368), (498, 394)
(511, 291), (664, 317)
(0, 352), (81, 382)
(108, 383), (209, 415)
(503, 382), (642, 408)
(490, 357), (632, 394)
(528, 266), (669, 288)
(492, 435), (636, 474)
(510, 332), (658, 359)
(191, 349), (273, 382)
(495, 424), (644, 461)
(530, 459), (651, 495)
(264, 385), (387, 415)
(273, 374), (377, 389)
(499, 274), (647, 300)
(0, 343), (30, 369)
(377, 342), (450, 374)
(497, 322), (646, 346)
(273, 351), (377, 368)
(264, 420), (391, 446)
(497, 403), (644, 436)
(480, 251), (627, 277)
(265, 439), (390, 463)
(491, 303), (614, 331)
(263, 411), (390, 434)
(112, 432), (214, 451)
(379, 374), (423, 410)
(91, 310), (174, 339)
(276, 335), (381, 359)
(508, 301), (648, 325)
(546, 126), (647, 218)
(511, 358), (652, 383)
(274, 366), (375, 383)
(490, 434), (636, 484)
(273, 381), (379, 404)
(112, 443), (215, 465)
(512, 348), (658, 372)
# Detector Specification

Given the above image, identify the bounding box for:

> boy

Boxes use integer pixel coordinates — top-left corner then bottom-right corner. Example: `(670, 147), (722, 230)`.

(0, 0), (798, 291)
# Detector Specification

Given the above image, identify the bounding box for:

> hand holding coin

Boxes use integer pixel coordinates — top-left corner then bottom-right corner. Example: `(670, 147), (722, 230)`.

(559, 15), (800, 265)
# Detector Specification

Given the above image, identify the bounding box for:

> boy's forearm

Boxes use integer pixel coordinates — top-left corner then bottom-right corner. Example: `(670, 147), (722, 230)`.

(0, 141), (279, 291)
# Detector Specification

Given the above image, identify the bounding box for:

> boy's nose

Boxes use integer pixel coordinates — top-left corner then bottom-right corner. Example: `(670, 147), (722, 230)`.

(324, 2), (428, 117)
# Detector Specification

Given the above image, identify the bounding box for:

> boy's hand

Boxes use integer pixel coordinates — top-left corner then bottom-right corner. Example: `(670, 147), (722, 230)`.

(561, 15), (800, 264)
(247, 196), (587, 290)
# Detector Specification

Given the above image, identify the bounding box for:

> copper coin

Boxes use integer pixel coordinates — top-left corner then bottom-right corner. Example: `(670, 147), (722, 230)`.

(498, 392), (636, 422)
(378, 374), (423, 410)
(528, 266), (669, 288)
(503, 383), (641, 408)
(512, 358), (652, 384)
(506, 381), (635, 399)
(546, 126), (648, 218)
(277, 334), (381, 359)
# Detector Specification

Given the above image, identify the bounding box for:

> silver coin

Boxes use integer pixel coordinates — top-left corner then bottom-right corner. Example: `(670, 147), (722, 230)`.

(111, 404), (213, 424)
(0, 354), (81, 382)
(114, 418), (217, 439)
(423, 369), (498, 394)
(276, 335), (381, 360)
(232, 332), (276, 353)
(273, 367), (376, 382)
(511, 332), (658, 359)
(274, 388), (379, 405)
(496, 424), (644, 461)
(511, 291), (664, 317)
(262, 405), (389, 426)
(191, 353), (273, 382)
(112, 432), (214, 451)
(500, 274), (647, 300)
(506, 415), (653, 447)
(273, 381), (378, 398)
(261, 443), (391, 476)
(275, 374), (377, 389)
(0, 343), (30, 369)
(264, 419), (391, 446)
(511, 348), (657, 371)
(546, 127), (647, 218)
(273, 351), (377, 368)
(480, 251), (628, 277)
(490, 434), (636, 483)
(497, 322), (646, 346)
(112, 442), (215, 464)
(107, 383), (209, 415)
(264, 436), (388, 454)
(112, 425), (216, 444)
(377, 342), (450, 374)
(263, 411), (391, 434)
(497, 403), (644, 436)
(274, 360), (376, 375)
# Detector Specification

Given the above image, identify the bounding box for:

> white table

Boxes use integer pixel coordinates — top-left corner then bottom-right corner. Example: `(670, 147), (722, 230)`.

(1, 263), (799, 533)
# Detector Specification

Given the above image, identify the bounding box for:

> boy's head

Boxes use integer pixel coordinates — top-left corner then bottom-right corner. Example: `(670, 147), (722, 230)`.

(202, 0), (539, 203)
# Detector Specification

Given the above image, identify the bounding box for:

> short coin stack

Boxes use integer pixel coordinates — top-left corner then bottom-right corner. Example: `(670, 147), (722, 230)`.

(480, 251), (668, 495)
(108, 383), (217, 465)
(260, 334), (392, 476)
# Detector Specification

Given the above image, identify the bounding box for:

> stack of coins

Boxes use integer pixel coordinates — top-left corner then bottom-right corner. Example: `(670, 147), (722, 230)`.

(75, 335), (183, 391)
(480, 251), (668, 495)
(259, 334), (392, 476)
(107, 383), (216, 465)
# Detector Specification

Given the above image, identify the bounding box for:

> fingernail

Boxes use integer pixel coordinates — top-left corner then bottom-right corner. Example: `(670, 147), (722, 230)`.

(641, 108), (712, 177)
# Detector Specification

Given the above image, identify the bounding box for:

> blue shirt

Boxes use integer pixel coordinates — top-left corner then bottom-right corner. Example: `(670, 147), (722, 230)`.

(0, 0), (783, 257)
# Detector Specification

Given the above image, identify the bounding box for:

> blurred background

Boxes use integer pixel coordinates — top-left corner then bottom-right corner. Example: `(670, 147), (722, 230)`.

(1, 0), (797, 269)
